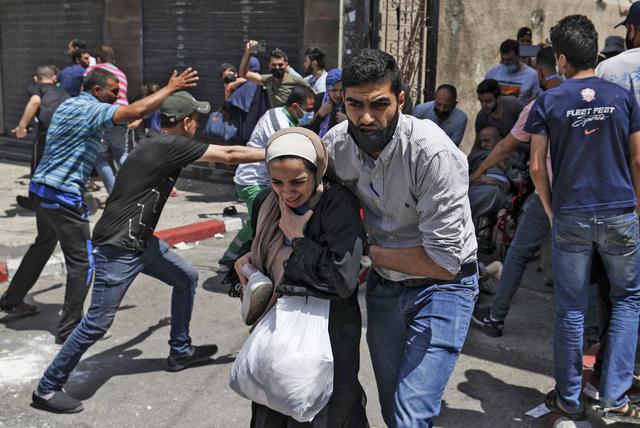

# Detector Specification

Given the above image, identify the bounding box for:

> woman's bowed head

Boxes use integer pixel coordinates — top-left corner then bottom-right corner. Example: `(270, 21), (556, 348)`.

(235, 127), (328, 284)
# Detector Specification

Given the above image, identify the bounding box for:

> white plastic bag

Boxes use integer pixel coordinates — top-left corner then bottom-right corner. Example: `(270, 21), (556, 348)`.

(229, 295), (334, 422)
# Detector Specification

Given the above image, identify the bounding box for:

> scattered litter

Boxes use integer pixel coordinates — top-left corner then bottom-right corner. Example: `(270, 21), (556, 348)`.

(146, 405), (152, 410)
(214, 233), (224, 239)
(525, 403), (551, 418)
(174, 242), (194, 250)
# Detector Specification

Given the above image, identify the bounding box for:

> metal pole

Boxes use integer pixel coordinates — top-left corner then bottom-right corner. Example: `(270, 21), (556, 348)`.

(338, 0), (344, 68)
(424, 0), (440, 101)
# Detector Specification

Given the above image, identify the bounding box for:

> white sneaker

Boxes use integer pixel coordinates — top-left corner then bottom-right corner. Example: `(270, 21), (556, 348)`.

(241, 272), (273, 325)
(216, 264), (230, 273)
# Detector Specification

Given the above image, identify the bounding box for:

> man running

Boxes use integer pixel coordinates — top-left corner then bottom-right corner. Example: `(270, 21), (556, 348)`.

(32, 91), (264, 414)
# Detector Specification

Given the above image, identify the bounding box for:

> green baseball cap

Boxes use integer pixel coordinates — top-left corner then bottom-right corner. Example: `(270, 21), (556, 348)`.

(160, 91), (210, 123)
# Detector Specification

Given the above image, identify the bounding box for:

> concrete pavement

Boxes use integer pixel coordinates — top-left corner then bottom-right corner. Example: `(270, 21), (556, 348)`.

(0, 162), (622, 427)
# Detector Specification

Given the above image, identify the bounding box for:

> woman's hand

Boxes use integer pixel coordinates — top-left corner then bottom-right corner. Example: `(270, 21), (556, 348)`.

(234, 253), (252, 284)
(317, 99), (334, 118)
(278, 197), (313, 241)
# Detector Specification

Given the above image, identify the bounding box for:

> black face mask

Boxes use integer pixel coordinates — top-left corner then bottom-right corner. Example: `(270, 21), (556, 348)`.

(434, 108), (452, 121)
(270, 68), (285, 79)
(304, 65), (313, 76)
(223, 75), (236, 83)
(347, 110), (400, 156)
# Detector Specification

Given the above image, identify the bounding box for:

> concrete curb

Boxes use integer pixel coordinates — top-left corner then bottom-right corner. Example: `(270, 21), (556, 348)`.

(0, 217), (244, 284)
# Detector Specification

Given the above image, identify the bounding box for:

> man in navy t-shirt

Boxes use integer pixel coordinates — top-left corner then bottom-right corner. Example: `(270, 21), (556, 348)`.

(526, 15), (640, 424)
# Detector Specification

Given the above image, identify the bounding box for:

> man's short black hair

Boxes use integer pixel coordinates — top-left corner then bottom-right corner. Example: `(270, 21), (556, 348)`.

(270, 48), (288, 62)
(476, 79), (501, 97)
(304, 46), (327, 69)
(69, 39), (87, 50)
(82, 68), (118, 92)
(342, 48), (402, 98)
(500, 39), (520, 56)
(71, 48), (88, 63)
(536, 46), (557, 71)
(219, 62), (236, 76)
(517, 27), (532, 40)
(550, 15), (598, 71)
(285, 85), (315, 107)
(36, 65), (57, 79)
(436, 84), (457, 101)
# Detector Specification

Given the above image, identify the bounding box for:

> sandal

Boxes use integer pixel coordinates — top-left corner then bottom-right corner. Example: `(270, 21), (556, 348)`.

(544, 390), (588, 421)
(597, 403), (640, 424)
(84, 182), (101, 192)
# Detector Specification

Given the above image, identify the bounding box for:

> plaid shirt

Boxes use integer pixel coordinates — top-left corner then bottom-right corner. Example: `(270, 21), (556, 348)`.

(323, 113), (477, 280)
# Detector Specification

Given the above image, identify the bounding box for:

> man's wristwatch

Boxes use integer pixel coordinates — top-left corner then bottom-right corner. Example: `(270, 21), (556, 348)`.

(360, 241), (372, 268)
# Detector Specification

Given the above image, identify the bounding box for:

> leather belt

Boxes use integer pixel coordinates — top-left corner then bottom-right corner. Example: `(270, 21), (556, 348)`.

(396, 262), (478, 287)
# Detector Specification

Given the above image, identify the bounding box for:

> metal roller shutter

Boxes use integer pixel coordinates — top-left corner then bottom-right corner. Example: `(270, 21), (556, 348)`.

(0, 0), (104, 133)
(142, 0), (304, 115)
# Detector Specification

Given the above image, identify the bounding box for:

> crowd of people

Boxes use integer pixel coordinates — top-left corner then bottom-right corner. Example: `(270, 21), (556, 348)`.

(1, 5), (640, 427)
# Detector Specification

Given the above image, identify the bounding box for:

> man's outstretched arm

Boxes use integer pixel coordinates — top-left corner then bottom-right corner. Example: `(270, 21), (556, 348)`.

(112, 68), (199, 125)
(197, 145), (264, 164)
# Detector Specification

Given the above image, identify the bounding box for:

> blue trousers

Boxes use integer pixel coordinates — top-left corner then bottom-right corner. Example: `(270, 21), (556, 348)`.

(366, 269), (478, 427)
(38, 237), (198, 393)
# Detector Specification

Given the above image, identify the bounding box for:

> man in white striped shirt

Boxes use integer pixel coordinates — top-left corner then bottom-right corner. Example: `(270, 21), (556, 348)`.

(84, 45), (130, 194)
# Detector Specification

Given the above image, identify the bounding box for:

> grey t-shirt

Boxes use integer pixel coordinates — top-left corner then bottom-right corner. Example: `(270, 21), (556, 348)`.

(475, 95), (524, 138)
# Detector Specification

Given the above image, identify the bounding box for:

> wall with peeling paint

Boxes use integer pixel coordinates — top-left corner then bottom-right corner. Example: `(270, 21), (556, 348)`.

(437, 0), (632, 152)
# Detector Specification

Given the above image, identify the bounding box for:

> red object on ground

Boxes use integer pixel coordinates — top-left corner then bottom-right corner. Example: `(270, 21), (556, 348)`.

(154, 219), (226, 247)
(0, 260), (7, 283)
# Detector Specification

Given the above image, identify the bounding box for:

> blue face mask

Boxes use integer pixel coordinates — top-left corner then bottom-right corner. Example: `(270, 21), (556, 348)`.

(297, 106), (314, 126)
(505, 63), (518, 73)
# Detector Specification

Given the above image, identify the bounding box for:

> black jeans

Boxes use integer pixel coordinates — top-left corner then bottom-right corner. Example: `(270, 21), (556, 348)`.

(3, 193), (92, 342)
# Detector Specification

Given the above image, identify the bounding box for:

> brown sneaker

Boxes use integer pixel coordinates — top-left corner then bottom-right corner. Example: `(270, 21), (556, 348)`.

(0, 300), (40, 316)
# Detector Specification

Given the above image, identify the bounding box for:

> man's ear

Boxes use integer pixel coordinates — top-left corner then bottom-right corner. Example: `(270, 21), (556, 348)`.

(182, 115), (191, 132)
(33, 76), (38, 83)
(398, 90), (406, 111)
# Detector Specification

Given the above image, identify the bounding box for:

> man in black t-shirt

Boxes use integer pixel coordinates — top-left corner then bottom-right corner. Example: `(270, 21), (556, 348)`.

(13, 65), (70, 210)
(33, 91), (265, 414)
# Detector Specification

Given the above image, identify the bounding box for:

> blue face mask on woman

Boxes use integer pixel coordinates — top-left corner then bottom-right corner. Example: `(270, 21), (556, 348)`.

(297, 106), (315, 126)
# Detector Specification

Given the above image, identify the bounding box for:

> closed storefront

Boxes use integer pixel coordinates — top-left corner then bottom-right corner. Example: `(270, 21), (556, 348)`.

(0, 0), (104, 132)
(142, 0), (304, 112)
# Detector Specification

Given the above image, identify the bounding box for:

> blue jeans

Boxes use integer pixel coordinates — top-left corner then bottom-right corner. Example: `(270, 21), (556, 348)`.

(491, 193), (550, 321)
(366, 269), (478, 427)
(38, 237), (198, 393)
(552, 209), (640, 411)
(95, 125), (128, 194)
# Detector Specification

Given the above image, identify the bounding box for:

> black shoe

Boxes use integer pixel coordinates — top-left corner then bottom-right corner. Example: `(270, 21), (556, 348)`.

(16, 195), (34, 211)
(471, 306), (504, 337)
(166, 344), (218, 372)
(545, 390), (588, 421)
(31, 390), (84, 414)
